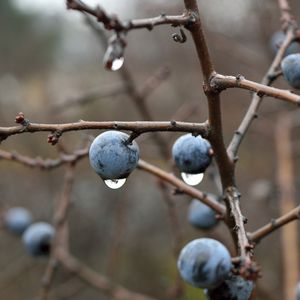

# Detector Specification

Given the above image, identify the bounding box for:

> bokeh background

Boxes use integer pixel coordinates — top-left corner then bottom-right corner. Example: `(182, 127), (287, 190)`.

(1, 0), (300, 299)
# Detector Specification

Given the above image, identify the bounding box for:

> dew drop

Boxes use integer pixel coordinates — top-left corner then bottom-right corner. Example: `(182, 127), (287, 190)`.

(181, 172), (204, 186)
(111, 57), (124, 71)
(104, 178), (126, 189)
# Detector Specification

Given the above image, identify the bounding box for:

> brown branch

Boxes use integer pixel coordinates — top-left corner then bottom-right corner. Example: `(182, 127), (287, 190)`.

(227, 26), (296, 160)
(67, 0), (193, 32)
(0, 119), (209, 142)
(0, 148), (88, 170)
(278, 0), (295, 29)
(39, 163), (76, 300)
(56, 248), (159, 300)
(138, 159), (226, 215)
(249, 205), (300, 243)
(210, 73), (300, 105)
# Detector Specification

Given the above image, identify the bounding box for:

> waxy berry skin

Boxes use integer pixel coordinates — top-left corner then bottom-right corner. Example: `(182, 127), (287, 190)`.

(4, 207), (33, 235)
(89, 131), (140, 180)
(177, 238), (232, 288)
(172, 134), (213, 174)
(206, 274), (254, 300)
(22, 222), (55, 257)
(188, 199), (218, 230)
(281, 54), (300, 89)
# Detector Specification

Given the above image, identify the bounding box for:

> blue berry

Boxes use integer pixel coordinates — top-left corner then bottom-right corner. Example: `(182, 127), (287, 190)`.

(206, 274), (254, 300)
(172, 134), (213, 174)
(177, 238), (232, 288)
(270, 31), (299, 57)
(188, 198), (218, 230)
(281, 54), (300, 89)
(4, 207), (33, 235)
(89, 131), (140, 180)
(22, 222), (55, 257)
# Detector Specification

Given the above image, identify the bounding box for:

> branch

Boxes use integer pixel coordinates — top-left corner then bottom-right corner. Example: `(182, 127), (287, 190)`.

(56, 248), (159, 300)
(278, 0), (295, 29)
(39, 163), (76, 300)
(227, 26), (296, 160)
(0, 148), (88, 170)
(249, 205), (300, 243)
(210, 73), (300, 105)
(67, 0), (193, 31)
(138, 159), (226, 216)
(0, 119), (209, 142)
(183, 0), (256, 277)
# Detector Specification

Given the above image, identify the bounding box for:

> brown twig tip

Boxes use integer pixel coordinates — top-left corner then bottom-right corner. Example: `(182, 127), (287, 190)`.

(48, 132), (62, 146)
(15, 112), (25, 124)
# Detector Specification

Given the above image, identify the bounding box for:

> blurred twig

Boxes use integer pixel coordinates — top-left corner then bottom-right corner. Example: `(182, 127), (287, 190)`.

(39, 163), (77, 300)
(56, 248), (159, 300)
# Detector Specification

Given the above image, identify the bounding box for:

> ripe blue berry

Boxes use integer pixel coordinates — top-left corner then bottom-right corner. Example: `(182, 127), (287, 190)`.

(177, 238), (232, 288)
(22, 222), (55, 257)
(270, 31), (299, 57)
(188, 199), (218, 230)
(89, 131), (140, 180)
(4, 207), (33, 235)
(281, 54), (300, 89)
(206, 274), (254, 300)
(172, 134), (213, 174)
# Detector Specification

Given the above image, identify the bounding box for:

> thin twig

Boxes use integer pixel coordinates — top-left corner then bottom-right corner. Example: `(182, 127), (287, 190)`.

(249, 205), (300, 242)
(138, 159), (226, 215)
(210, 73), (300, 105)
(227, 27), (295, 160)
(39, 163), (76, 300)
(67, 0), (194, 32)
(56, 248), (159, 300)
(0, 148), (88, 170)
(0, 119), (209, 142)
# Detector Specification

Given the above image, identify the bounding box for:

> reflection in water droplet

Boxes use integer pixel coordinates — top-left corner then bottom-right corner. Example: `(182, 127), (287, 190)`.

(181, 172), (204, 186)
(104, 178), (126, 189)
(111, 57), (124, 71)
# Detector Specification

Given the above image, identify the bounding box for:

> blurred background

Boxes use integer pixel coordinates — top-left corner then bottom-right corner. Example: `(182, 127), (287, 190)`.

(0, 0), (300, 299)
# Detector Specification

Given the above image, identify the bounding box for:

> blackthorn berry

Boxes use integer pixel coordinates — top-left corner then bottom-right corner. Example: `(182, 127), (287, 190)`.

(206, 274), (254, 300)
(22, 222), (55, 257)
(172, 134), (212, 174)
(188, 198), (218, 230)
(270, 31), (299, 57)
(281, 53), (300, 89)
(89, 131), (140, 180)
(177, 238), (232, 288)
(4, 207), (33, 235)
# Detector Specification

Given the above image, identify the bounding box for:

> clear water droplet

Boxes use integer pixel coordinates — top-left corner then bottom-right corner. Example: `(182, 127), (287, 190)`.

(111, 57), (124, 71)
(181, 172), (204, 186)
(104, 178), (126, 189)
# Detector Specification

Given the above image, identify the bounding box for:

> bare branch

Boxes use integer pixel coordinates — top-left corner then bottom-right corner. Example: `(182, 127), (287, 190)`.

(0, 119), (209, 142)
(138, 159), (226, 215)
(210, 73), (300, 105)
(227, 27), (296, 160)
(56, 248), (159, 300)
(0, 148), (88, 170)
(67, 0), (193, 32)
(249, 205), (300, 243)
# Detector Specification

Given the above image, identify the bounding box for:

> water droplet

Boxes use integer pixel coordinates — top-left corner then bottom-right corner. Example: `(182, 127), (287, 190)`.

(111, 57), (124, 71)
(104, 178), (126, 189)
(181, 172), (204, 186)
